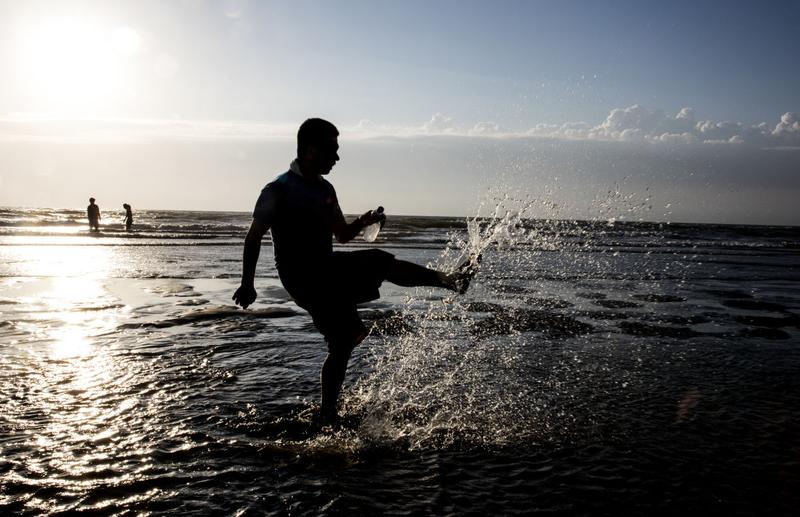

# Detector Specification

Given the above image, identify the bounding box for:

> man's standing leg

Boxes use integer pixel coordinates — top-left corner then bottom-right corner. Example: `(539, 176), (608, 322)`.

(311, 301), (367, 424)
(320, 345), (353, 423)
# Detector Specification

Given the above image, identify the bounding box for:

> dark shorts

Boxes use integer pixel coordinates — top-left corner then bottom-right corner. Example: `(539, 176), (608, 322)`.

(280, 249), (395, 352)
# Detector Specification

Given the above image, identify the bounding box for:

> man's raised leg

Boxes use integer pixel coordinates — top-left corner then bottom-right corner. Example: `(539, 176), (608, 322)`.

(386, 259), (444, 287)
(386, 257), (480, 294)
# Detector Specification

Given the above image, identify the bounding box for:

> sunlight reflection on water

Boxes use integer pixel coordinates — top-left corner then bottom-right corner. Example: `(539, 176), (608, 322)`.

(4, 244), (114, 278)
(1, 242), (134, 497)
(48, 326), (92, 359)
(19, 248), (123, 358)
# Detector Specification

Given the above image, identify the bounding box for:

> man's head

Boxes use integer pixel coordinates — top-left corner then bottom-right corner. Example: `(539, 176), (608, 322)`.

(297, 118), (339, 176)
(89, 197), (95, 204)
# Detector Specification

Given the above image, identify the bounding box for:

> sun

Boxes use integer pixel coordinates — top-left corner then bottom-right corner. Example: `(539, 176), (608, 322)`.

(16, 15), (141, 115)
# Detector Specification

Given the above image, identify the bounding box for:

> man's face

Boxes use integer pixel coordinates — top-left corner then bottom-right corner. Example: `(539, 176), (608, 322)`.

(310, 136), (339, 175)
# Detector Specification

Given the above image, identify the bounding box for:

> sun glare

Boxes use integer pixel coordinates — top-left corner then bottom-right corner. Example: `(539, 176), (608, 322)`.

(112, 26), (142, 55)
(16, 16), (141, 114)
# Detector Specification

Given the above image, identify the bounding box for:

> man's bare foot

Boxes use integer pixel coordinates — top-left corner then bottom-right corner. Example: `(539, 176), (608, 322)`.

(444, 254), (482, 294)
(318, 407), (339, 427)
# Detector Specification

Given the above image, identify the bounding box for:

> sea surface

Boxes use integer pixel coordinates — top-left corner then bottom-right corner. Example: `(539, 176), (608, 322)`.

(1, 205), (799, 515)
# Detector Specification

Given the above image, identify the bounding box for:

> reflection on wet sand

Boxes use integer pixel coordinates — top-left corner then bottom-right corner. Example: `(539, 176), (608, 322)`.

(0, 243), (140, 512)
(5, 245), (114, 279)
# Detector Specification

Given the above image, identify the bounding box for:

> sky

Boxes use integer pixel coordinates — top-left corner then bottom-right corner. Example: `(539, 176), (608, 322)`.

(0, 0), (798, 225)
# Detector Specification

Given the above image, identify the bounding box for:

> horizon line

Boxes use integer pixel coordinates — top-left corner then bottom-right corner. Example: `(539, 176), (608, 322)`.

(1, 204), (797, 229)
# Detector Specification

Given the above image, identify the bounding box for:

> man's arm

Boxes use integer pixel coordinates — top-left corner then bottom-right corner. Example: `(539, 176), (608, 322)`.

(333, 210), (385, 244)
(232, 219), (269, 309)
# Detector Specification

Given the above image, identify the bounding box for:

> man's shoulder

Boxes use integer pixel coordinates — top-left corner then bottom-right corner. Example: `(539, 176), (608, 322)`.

(276, 170), (294, 183)
(260, 170), (293, 193)
(263, 171), (335, 192)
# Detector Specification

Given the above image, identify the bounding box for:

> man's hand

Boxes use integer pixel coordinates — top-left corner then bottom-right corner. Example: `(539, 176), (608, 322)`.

(232, 285), (257, 309)
(359, 209), (386, 227)
(333, 207), (387, 244)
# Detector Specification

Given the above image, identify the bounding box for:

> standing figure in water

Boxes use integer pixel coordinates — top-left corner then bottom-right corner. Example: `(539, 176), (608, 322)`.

(233, 118), (479, 424)
(123, 203), (133, 231)
(87, 197), (100, 232)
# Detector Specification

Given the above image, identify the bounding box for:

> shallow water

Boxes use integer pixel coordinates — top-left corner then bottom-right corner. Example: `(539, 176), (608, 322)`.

(1, 207), (799, 514)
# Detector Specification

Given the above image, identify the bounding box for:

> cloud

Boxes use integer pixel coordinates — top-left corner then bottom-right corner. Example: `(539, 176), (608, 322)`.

(597, 105), (669, 136)
(422, 112), (458, 134)
(773, 111), (800, 145)
(552, 104), (800, 147)
(539, 105), (800, 148)
(469, 121), (503, 135)
(347, 106), (800, 149)
(519, 105), (799, 147)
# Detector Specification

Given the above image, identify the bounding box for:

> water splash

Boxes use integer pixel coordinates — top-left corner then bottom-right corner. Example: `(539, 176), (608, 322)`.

(337, 183), (694, 451)
(344, 192), (592, 450)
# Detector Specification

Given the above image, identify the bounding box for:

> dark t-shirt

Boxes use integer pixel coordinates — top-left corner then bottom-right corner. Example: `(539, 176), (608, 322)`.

(252, 164), (394, 345)
(252, 166), (345, 274)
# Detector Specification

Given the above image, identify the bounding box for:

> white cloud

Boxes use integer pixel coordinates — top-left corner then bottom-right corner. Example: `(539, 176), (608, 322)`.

(469, 121), (502, 135)
(653, 132), (698, 144)
(422, 112), (458, 134)
(354, 119), (376, 130)
(773, 111), (800, 145)
(403, 105), (797, 148)
(595, 104), (666, 136)
(593, 106), (800, 147)
(527, 122), (591, 139)
(676, 107), (695, 120)
(517, 106), (800, 148)
(695, 119), (743, 142)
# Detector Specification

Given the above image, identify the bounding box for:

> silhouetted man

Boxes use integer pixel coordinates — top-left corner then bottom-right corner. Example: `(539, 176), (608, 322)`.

(233, 118), (477, 424)
(87, 197), (100, 232)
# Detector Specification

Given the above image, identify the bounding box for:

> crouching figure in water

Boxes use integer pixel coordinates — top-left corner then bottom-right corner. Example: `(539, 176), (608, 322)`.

(123, 203), (133, 231)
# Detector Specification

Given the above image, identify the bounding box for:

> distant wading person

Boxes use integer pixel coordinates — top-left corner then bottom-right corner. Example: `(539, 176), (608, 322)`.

(123, 203), (133, 231)
(87, 197), (100, 232)
(233, 118), (478, 424)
